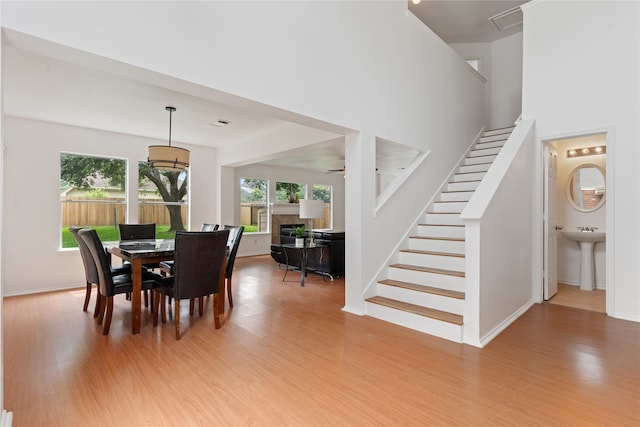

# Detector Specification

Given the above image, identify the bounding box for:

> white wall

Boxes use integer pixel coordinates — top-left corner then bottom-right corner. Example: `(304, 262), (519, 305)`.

(231, 163), (346, 257)
(450, 31), (523, 129)
(1, 2), (485, 314)
(2, 117), (217, 295)
(523, 0), (640, 321)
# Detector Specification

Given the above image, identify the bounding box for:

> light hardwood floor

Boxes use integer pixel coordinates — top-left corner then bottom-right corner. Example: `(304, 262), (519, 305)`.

(3, 255), (639, 426)
(547, 283), (606, 313)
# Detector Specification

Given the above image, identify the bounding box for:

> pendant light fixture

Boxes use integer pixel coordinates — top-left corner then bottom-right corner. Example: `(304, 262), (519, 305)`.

(148, 106), (190, 171)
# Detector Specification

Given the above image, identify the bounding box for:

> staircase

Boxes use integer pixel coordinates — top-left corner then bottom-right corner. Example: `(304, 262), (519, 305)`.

(365, 126), (515, 343)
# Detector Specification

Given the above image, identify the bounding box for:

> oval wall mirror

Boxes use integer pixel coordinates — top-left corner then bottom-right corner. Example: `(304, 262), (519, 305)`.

(566, 164), (606, 212)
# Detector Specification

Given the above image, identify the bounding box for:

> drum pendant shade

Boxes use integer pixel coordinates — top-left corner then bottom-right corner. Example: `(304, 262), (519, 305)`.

(148, 106), (190, 171)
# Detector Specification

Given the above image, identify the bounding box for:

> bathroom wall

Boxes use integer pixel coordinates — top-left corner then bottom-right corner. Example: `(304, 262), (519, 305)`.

(554, 135), (606, 288)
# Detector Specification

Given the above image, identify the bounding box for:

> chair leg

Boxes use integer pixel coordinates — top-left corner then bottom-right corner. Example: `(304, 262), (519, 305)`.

(189, 299), (195, 316)
(199, 296), (204, 316)
(93, 293), (102, 318)
(161, 294), (167, 323)
(227, 277), (234, 308)
(143, 290), (149, 308)
(83, 281), (92, 311)
(97, 294), (107, 325)
(153, 292), (160, 327)
(175, 299), (181, 340)
(102, 297), (113, 335)
(213, 293), (221, 329)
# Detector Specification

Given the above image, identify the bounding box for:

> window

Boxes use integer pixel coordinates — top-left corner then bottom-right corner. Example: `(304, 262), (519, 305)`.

(138, 161), (188, 238)
(312, 184), (332, 229)
(465, 58), (480, 72)
(60, 153), (127, 248)
(240, 178), (268, 233)
(276, 181), (305, 203)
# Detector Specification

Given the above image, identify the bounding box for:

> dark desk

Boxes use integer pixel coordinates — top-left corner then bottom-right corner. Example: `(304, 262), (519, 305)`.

(281, 243), (326, 286)
(105, 239), (174, 334)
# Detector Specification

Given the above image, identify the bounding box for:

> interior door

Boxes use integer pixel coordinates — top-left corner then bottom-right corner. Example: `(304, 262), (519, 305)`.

(543, 146), (558, 300)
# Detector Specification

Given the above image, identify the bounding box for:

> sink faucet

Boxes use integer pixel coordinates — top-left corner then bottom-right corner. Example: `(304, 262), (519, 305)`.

(578, 226), (599, 232)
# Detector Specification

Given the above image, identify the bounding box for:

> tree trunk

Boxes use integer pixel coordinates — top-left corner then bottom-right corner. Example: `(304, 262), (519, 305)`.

(167, 205), (185, 232)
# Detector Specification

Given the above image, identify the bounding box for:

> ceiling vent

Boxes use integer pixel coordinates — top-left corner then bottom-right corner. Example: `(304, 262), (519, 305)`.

(210, 120), (231, 127)
(488, 6), (523, 32)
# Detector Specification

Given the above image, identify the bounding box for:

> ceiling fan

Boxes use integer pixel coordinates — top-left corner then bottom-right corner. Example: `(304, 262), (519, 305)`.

(326, 166), (346, 174)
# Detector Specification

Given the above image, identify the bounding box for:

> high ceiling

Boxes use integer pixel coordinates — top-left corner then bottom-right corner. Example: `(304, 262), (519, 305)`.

(409, 0), (527, 44)
(3, 1), (526, 173)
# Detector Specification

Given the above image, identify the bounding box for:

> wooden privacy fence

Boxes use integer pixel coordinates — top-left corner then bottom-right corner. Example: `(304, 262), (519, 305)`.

(62, 199), (187, 227)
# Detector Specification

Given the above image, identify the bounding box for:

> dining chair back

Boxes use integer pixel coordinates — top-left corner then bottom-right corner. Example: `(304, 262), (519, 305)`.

(158, 223), (221, 276)
(118, 223), (157, 306)
(153, 230), (230, 339)
(201, 223), (219, 231)
(71, 227), (131, 316)
(70, 226), (100, 314)
(118, 223), (156, 240)
(78, 228), (159, 335)
(222, 225), (244, 308)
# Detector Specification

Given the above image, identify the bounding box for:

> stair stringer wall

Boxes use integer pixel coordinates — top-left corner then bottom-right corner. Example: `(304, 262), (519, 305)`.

(361, 128), (486, 301)
(460, 119), (537, 347)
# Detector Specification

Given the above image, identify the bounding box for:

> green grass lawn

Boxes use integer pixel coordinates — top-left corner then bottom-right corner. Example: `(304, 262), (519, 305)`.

(62, 225), (179, 248)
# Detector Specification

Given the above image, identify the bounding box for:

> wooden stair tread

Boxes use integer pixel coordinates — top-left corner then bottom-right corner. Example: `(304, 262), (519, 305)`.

(379, 279), (465, 299)
(366, 296), (463, 325)
(448, 179), (481, 184)
(400, 249), (464, 258)
(426, 211), (462, 215)
(418, 223), (464, 227)
(410, 236), (464, 242)
(390, 263), (465, 277)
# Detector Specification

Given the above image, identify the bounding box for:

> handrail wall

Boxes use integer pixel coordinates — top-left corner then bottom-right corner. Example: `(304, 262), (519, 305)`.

(461, 119), (536, 346)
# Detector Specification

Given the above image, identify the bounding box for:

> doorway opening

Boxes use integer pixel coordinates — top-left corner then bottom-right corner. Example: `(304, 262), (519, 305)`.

(542, 131), (609, 313)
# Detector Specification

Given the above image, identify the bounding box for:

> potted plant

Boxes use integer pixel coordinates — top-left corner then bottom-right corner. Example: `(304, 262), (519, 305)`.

(294, 225), (306, 247)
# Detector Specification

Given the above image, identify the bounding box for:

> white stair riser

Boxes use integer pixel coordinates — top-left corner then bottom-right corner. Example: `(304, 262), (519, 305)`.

(431, 201), (467, 212)
(446, 181), (479, 192)
(388, 267), (465, 292)
(458, 163), (491, 174)
(439, 191), (474, 202)
(463, 155), (497, 166)
(468, 147), (501, 157)
(418, 225), (465, 238)
(399, 251), (465, 272)
(377, 283), (465, 315)
(425, 213), (463, 225)
(475, 140), (505, 150)
(409, 238), (465, 254)
(365, 302), (463, 343)
(451, 172), (486, 182)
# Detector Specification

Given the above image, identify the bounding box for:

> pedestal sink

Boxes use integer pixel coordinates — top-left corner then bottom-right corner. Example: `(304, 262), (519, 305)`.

(561, 231), (606, 291)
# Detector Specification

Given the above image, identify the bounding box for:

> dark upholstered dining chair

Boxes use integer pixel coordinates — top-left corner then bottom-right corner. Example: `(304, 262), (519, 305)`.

(118, 223), (156, 240)
(152, 230), (230, 340)
(223, 225), (244, 308)
(118, 223), (157, 305)
(70, 226), (130, 317)
(78, 228), (161, 335)
(159, 223), (219, 277)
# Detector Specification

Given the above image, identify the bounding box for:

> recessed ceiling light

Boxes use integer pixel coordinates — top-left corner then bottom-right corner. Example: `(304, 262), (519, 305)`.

(210, 120), (231, 127)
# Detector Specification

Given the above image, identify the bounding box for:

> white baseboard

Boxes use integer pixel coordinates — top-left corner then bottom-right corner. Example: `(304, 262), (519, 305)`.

(477, 299), (535, 347)
(1, 410), (13, 427)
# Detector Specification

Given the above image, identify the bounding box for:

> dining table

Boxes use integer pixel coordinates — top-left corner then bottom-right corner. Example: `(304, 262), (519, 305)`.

(105, 237), (230, 334)
(105, 239), (175, 334)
